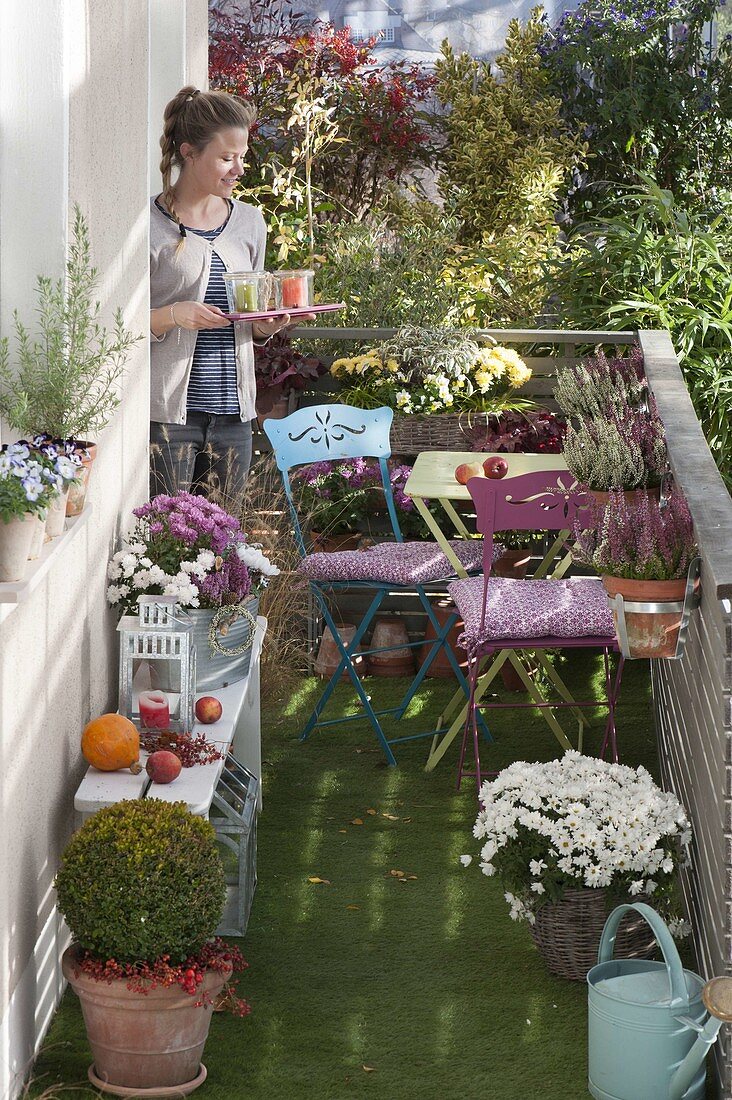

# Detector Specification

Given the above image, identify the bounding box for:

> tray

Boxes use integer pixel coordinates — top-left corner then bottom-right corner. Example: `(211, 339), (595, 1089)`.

(223, 302), (345, 322)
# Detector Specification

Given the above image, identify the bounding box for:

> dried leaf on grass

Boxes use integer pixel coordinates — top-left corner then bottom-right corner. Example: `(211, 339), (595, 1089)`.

(366, 808), (377, 815)
(362, 1065), (377, 1073)
(351, 818), (364, 826)
(346, 904), (360, 910)
(308, 877), (332, 885)
(382, 813), (399, 820)
(387, 869), (417, 881)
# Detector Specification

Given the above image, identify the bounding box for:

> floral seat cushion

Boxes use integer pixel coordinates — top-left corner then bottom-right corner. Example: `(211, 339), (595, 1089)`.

(447, 575), (616, 651)
(298, 540), (492, 586)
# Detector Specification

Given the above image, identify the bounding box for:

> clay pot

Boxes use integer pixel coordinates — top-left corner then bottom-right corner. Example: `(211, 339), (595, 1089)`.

(310, 531), (361, 554)
(46, 486), (70, 537)
(368, 617), (415, 677)
(314, 622), (368, 680)
(417, 599), (468, 679)
(493, 547), (532, 580)
(62, 946), (229, 1094)
(602, 575), (689, 659)
(256, 384), (290, 429)
(66, 441), (98, 517)
(0, 513), (37, 581)
(27, 513), (48, 561)
(588, 485), (661, 510)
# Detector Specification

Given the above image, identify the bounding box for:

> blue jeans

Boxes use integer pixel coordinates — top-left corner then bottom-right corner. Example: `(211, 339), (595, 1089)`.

(149, 413), (253, 499)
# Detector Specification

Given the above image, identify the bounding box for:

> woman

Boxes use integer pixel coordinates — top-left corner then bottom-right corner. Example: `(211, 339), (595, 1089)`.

(149, 85), (302, 498)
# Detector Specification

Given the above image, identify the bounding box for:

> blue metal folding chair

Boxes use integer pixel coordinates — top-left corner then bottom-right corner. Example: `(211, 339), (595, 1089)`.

(264, 404), (490, 764)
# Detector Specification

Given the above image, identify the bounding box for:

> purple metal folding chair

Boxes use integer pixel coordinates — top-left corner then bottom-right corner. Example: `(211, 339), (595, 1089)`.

(447, 471), (624, 793)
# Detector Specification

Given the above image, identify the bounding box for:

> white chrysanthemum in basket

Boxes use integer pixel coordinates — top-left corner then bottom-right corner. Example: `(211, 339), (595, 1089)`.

(468, 752), (691, 935)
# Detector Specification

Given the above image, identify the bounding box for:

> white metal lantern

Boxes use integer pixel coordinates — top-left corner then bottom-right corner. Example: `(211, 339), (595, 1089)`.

(117, 595), (196, 732)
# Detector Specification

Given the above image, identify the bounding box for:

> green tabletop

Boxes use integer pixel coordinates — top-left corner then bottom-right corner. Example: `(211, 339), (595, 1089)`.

(404, 450), (569, 501)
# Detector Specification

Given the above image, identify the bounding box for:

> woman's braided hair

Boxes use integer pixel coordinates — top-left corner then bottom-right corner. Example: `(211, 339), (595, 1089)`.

(159, 86), (255, 255)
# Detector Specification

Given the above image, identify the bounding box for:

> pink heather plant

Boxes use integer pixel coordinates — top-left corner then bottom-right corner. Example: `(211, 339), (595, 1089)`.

(107, 491), (279, 615)
(573, 489), (696, 582)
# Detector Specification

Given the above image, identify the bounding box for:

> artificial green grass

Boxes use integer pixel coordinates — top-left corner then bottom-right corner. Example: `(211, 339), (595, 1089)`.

(30, 656), (660, 1100)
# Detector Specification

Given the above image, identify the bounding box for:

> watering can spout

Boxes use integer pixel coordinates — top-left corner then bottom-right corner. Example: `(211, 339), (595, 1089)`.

(669, 979), (732, 1100)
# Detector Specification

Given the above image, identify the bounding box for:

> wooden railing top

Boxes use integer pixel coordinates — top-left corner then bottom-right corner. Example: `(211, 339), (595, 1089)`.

(640, 330), (732, 601)
(291, 326), (638, 343)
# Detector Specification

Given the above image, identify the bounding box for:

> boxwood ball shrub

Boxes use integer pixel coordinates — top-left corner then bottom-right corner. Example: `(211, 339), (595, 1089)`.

(55, 799), (226, 964)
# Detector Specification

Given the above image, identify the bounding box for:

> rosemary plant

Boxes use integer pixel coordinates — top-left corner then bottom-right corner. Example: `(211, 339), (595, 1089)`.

(0, 205), (140, 440)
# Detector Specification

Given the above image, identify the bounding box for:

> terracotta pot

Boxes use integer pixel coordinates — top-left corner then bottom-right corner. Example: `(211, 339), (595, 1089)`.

(417, 599), (468, 679)
(256, 384), (290, 429)
(368, 616), (415, 677)
(62, 946), (229, 1093)
(0, 513), (37, 581)
(493, 547), (532, 580)
(602, 574), (689, 659)
(310, 531), (361, 554)
(46, 486), (70, 537)
(27, 513), (48, 561)
(314, 622), (368, 680)
(588, 485), (661, 509)
(66, 441), (98, 516)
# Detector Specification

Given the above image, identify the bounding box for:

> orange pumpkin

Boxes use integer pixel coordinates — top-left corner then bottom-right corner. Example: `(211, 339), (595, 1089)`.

(81, 713), (140, 772)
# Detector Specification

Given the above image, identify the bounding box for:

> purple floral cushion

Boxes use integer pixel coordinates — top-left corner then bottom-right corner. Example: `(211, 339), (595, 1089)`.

(298, 540), (492, 586)
(447, 575), (616, 651)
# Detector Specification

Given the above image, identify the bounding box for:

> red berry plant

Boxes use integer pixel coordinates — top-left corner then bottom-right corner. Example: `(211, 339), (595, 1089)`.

(55, 800), (250, 1016)
(209, 0), (438, 236)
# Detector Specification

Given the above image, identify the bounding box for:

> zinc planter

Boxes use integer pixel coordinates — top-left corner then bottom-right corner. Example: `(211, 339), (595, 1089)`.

(0, 513), (37, 581)
(62, 947), (229, 1095)
(189, 596), (259, 691)
(602, 575), (689, 659)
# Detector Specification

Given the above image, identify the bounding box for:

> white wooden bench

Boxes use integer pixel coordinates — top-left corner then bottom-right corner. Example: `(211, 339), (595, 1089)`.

(74, 617), (266, 821)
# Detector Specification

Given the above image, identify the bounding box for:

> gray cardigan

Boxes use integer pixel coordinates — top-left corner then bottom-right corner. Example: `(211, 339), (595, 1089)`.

(149, 196), (267, 424)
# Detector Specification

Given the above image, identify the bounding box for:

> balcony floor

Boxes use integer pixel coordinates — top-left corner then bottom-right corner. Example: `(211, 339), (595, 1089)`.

(30, 656), (686, 1100)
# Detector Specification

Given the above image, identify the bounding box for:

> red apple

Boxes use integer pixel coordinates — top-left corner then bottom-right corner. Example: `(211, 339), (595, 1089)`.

(195, 695), (223, 724)
(454, 461), (486, 485)
(483, 456), (509, 479)
(146, 750), (182, 785)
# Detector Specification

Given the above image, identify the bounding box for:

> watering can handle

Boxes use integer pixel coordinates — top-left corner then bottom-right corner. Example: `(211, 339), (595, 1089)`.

(597, 902), (689, 1007)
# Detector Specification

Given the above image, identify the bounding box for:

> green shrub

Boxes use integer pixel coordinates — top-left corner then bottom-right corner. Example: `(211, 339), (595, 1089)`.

(546, 178), (732, 483)
(55, 800), (226, 964)
(540, 0), (732, 214)
(435, 10), (585, 248)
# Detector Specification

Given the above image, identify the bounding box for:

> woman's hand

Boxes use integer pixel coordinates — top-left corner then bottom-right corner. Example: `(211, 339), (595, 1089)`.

(251, 313), (317, 340)
(172, 302), (231, 330)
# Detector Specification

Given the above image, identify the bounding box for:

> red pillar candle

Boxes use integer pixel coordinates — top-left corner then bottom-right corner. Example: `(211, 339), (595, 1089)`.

(138, 689), (170, 729)
(281, 275), (308, 309)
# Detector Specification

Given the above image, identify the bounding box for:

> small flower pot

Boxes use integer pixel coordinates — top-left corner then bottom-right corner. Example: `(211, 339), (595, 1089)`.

(27, 513), (48, 561)
(602, 575), (690, 659)
(310, 531), (361, 554)
(256, 384), (290, 429)
(417, 599), (467, 679)
(492, 547), (532, 579)
(0, 513), (37, 581)
(62, 947), (229, 1094)
(368, 616), (415, 677)
(46, 486), (70, 537)
(66, 441), (98, 516)
(314, 622), (368, 680)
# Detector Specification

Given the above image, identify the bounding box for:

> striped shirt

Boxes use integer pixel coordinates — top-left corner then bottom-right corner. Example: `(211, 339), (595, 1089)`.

(155, 200), (240, 416)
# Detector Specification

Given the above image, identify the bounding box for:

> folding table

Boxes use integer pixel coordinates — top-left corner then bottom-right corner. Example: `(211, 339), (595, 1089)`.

(403, 451), (589, 770)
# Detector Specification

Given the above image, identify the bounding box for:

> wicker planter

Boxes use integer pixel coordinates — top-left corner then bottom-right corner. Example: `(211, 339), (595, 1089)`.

(389, 411), (495, 455)
(528, 887), (657, 981)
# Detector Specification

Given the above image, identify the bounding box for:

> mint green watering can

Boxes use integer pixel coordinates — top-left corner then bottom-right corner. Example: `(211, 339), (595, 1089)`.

(588, 903), (732, 1100)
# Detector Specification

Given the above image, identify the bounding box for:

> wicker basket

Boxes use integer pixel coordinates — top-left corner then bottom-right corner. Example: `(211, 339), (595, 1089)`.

(389, 411), (494, 455)
(528, 888), (657, 981)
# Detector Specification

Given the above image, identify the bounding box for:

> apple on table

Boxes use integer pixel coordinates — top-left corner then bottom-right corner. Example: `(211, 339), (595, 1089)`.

(454, 461), (485, 485)
(195, 695), (223, 724)
(483, 456), (509, 479)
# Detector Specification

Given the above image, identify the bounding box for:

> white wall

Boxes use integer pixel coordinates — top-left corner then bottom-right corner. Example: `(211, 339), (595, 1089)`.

(0, 3), (207, 1098)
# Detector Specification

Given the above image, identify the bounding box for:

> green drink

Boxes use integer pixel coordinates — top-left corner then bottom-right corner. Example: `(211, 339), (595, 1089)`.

(235, 281), (259, 313)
